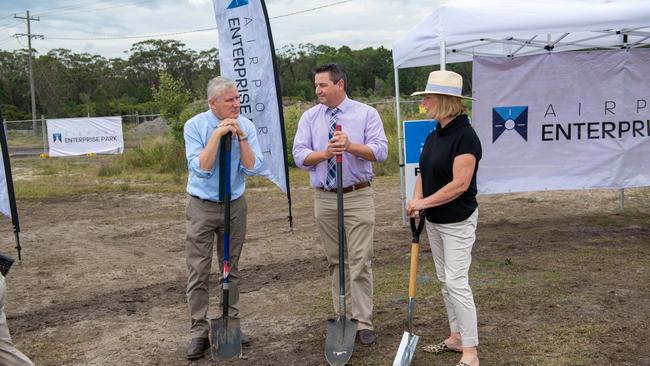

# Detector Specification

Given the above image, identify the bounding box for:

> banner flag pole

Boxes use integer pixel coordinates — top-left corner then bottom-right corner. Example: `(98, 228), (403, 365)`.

(0, 109), (22, 261)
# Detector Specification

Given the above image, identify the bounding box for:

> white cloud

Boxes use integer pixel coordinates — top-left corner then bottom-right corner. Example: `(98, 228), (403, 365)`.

(0, 0), (443, 58)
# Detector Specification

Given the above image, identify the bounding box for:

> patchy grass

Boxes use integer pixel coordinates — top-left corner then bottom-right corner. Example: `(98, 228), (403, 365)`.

(5, 129), (45, 148)
(9, 151), (319, 200)
(10, 155), (186, 199)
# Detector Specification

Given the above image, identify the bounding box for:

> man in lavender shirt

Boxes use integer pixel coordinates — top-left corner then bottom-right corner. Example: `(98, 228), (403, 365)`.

(292, 63), (388, 345)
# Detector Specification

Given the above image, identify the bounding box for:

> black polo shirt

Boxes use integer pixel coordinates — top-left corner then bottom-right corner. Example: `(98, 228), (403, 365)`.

(419, 113), (482, 224)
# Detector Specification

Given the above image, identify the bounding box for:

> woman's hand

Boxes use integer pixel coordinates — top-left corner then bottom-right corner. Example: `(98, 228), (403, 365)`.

(406, 198), (425, 218)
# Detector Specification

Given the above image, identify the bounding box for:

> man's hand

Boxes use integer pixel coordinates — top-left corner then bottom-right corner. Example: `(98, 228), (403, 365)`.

(219, 118), (246, 140)
(212, 121), (236, 139)
(327, 130), (350, 155)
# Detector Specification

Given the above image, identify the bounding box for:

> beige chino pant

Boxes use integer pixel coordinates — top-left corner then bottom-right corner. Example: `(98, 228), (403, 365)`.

(185, 195), (247, 338)
(0, 274), (34, 366)
(426, 208), (479, 347)
(314, 187), (375, 330)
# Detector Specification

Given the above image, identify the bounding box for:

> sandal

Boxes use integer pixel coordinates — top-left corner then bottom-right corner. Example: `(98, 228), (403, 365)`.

(422, 341), (462, 354)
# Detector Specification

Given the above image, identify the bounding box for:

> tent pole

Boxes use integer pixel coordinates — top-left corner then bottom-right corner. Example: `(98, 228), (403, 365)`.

(395, 67), (406, 226)
(620, 189), (625, 209)
(440, 39), (446, 70)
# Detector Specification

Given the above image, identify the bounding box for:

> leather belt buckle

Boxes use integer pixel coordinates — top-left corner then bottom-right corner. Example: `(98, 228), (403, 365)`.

(322, 181), (370, 194)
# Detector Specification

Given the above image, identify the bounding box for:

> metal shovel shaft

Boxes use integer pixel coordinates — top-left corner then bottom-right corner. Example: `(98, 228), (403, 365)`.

(325, 125), (357, 366)
(211, 132), (241, 361)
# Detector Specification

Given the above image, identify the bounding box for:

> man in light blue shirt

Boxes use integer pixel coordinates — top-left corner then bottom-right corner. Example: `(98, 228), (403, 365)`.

(183, 76), (263, 360)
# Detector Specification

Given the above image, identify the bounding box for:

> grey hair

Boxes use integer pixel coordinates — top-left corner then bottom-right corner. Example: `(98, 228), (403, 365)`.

(207, 76), (236, 102)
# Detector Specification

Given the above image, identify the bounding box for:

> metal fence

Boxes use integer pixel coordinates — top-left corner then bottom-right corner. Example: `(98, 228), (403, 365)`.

(2, 113), (161, 156)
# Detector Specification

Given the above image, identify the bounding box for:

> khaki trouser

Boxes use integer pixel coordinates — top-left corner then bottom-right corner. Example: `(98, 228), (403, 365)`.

(426, 208), (479, 347)
(185, 195), (247, 338)
(314, 187), (375, 330)
(0, 274), (34, 366)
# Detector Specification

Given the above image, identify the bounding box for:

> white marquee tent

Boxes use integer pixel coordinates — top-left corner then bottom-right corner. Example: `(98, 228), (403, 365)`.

(393, 0), (650, 68)
(391, 0), (650, 223)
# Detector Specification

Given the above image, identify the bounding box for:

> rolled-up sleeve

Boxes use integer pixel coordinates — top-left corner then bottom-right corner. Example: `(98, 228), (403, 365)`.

(184, 120), (213, 178)
(241, 120), (264, 175)
(292, 113), (316, 171)
(364, 108), (388, 162)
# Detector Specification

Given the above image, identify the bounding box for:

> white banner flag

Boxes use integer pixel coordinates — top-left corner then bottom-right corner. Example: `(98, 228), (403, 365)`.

(0, 147), (9, 218)
(213, 0), (288, 193)
(47, 117), (124, 157)
(473, 49), (650, 194)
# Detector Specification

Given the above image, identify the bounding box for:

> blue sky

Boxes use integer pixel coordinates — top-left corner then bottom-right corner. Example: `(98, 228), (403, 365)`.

(0, 0), (440, 59)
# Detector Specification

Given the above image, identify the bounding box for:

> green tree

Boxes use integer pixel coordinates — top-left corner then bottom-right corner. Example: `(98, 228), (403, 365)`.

(153, 71), (191, 142)
(126, 39), (196, 102)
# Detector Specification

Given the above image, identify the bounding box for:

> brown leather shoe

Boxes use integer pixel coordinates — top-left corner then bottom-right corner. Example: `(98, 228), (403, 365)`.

(186, 337), (210, 360)
(357, 329), (377, 346)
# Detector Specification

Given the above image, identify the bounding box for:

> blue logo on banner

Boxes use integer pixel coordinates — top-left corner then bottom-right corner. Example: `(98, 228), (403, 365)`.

(227, 0), (249, 9)
(52, 133), (62, 142)
(493, 106), (527, 142)
(404, 120), (437, 164)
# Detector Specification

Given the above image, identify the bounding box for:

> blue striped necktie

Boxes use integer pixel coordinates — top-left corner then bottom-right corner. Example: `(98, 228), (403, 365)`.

(326, 108), (339, 189)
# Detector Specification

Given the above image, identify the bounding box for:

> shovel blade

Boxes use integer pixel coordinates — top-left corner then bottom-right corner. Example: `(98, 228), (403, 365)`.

(393, 331), (419, 366)
(325, 317), (358, 365)
(210, 316), (241, 361)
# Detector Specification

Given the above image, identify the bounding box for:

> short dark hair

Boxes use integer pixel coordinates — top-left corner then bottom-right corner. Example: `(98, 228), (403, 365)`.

(314, 63), (347, 92)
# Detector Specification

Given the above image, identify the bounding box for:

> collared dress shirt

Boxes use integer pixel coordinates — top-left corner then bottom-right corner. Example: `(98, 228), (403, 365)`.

(292, 97), (388, 188)
(184, 110), (263, 201)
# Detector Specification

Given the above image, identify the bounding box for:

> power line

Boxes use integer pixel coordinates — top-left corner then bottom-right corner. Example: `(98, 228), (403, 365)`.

(36, 0), (131, 15)
(0, 19), (23, 30)
(37, 0), (158, 18)
(47, 26), (219, 41)
(43, 0), (354, 42)
(0, 37), (16, 47)
(270, 0), (352, 19)
(2, 0), (151, 18)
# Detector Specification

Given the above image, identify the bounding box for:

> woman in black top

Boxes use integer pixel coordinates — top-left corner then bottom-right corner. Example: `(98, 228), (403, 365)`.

(406, 70), (482, 366)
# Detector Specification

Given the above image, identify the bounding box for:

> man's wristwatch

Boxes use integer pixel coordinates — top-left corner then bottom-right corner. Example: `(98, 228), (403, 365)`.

(238, 134), (248, 142)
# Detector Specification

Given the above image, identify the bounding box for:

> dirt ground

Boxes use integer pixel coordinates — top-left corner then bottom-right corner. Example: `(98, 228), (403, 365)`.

(1, 176), (648, 365)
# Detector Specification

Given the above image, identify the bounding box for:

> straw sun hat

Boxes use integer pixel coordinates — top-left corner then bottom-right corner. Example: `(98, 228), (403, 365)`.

(410, 70), (474, 100)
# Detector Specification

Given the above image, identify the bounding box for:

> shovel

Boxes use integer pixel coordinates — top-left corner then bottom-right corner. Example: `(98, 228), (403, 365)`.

(211, 132), (242, 361)
(325, 125), (358, 366)
(393, 212), (426, 366)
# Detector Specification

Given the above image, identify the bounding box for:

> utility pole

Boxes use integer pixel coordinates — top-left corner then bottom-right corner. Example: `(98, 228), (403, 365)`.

(14, 11), (43, 135)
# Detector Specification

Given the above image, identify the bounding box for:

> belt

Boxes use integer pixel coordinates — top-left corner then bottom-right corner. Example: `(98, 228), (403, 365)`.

(189, 194), (222, 203)
(319, 181), (370, 193)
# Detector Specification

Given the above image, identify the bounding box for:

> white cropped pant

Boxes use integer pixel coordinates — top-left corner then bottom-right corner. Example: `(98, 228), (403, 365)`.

(426, 209), (479, 347)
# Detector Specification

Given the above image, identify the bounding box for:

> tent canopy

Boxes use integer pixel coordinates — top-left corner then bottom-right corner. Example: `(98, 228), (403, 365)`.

(392, 0), (650, 69)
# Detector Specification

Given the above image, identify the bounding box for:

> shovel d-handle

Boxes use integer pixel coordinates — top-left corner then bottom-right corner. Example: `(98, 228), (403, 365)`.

(408, 214), (425, 298)
(335, 124), (342, 163)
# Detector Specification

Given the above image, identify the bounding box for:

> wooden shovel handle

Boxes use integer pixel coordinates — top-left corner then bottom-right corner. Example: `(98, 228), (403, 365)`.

(408, 243), (419, 298)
